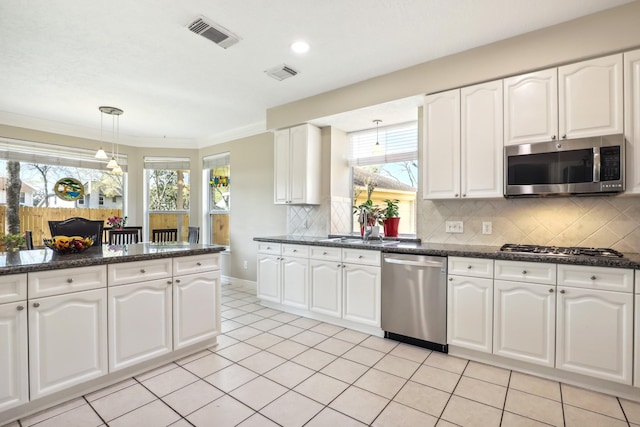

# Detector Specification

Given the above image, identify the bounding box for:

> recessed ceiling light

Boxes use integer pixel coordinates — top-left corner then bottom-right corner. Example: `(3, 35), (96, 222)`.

(291, 41), (310, 54)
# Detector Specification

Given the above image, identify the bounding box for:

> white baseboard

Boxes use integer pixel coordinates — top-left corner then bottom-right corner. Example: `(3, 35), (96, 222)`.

(222, 275), (256, 290)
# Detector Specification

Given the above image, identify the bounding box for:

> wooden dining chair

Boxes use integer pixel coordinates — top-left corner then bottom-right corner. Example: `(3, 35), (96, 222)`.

(25, 230), (34, 250)
(109, 229), (140, 245)
(187, 226), (200, 243)
(152, 228), (178, 243)
(48, 217), (104, 245)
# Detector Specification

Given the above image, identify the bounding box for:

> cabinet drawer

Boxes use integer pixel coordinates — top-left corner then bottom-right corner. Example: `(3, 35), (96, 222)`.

(173, 254), (220, 276)
(29, 265), (107, 298)
(257, 242), (281, 255)
(342, 248), (380, 266)
(282, 244), (309, 258)
(0, 273), (27, 304)
(108, 258), (172, 287)
(557, 264), (633, 293)
(495, 260), (556, 285)
(309, 246), (341, 262)
(448, 257), (494, 278)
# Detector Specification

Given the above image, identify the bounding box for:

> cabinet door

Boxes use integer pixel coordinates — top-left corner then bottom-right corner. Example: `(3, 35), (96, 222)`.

(504, 68), (558, 145)
(174, 271), (221, 350)
(0, 301), (28, 411)
(447, 275), (493, 353)
(461, 80), (503, 198)
(29, 288), (108, 399)
(624, 49), (640, 194)
(556, 286), (632, 384)
(493, 280), (555, 367)
(343, 264), (380, 326)
(423, 89), (461, 199)
(274, 128), (291, 204)
(108, 279), (173, 371)
(289, 125), (310, 204)
(257, 254), (281, 303)
(559, 54), (623, 139)
(635, 294), (640, 387)
(281, 256), (309, 309)
(310, 259), (342, 318)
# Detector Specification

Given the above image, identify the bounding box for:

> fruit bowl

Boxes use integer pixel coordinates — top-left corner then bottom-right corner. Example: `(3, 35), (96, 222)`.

(44, 235), (95, 254)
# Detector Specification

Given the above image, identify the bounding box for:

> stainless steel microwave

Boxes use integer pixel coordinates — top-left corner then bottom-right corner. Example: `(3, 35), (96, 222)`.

(504, 134), (625, 197)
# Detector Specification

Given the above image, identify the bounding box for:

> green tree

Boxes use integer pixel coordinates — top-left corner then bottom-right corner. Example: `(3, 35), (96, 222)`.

(6, 161), (21, 234)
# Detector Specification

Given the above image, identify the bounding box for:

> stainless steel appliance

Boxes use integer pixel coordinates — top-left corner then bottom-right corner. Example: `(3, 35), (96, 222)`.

(505, 134), (624, 197)
(499, 243), (624, 258)
(381, 253), (448, 352)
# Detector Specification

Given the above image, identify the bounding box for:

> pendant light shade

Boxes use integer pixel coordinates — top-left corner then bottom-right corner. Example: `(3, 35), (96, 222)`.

(98, 106), (124, 171)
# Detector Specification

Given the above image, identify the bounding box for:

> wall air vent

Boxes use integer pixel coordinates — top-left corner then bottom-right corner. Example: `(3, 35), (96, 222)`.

(265, 64), (299, 81)
(186, 16), (239, 49)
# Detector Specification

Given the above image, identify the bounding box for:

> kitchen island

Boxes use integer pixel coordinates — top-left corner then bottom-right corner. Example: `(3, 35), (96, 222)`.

(0, 243), (225, 425)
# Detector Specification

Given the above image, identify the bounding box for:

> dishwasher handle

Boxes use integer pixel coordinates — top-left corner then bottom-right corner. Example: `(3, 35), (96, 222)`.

(384, 257), (445, 268)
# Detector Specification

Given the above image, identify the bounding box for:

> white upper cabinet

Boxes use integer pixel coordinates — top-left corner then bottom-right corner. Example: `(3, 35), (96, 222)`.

(461, 80), (504, 198)
(423, 89), (461, 199)
(423, 81), (502, 200)
(274, 123), (321, 205)
(504, 69), (558, 145)
(625, 49), (640, 194)
(558, 54), (623, 139)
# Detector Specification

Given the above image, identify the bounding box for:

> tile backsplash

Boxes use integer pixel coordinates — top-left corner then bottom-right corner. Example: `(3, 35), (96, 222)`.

(418, 196), (640, 253)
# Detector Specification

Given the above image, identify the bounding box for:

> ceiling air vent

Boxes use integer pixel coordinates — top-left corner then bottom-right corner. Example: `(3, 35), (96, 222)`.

(186, 16), (239, 49)
(265, 64), (299, 81)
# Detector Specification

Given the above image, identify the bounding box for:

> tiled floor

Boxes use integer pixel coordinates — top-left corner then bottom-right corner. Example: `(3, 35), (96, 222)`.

(5, 282), (640, 427)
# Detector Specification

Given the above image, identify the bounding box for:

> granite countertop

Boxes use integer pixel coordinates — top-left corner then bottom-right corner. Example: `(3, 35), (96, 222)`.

(254, 235), (640, 269)
(0, 243), (227, 275)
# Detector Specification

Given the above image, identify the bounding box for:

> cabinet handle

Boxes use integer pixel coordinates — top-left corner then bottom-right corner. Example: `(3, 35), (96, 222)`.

(167, 280), (172, 284)
(175, 279), (181, 284)
(467, 265), (472, 269)
(560, 289), (566, 294)
(140, 269), (146, 273)
(33, 302), (40, 308)
(562, 134), (567, 139)
(358, 255), (363, 259)
(449, 277), (453, 281)
(551, 135), (556, 140)
(293, 249), (297, 252)
(196, 262), (202, 266)
(337, 264), (341, 267)
(17, 305), (24, 311)
(522, 270), (527, 275)
(462, 194), (466, 197)
(342, 264), (346, 268)
(267, 246), (271, 250)
(323, 252), (328, 255)
(454, 194), (459, 198)
(590, 276), (596, 281)
(67, 278), (73, 283)
(556, 143), (562, 149)
(548, 288), (554, 293)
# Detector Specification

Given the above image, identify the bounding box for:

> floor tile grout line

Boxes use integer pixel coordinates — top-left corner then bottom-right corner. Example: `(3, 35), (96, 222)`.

(82, 395), (108, 427)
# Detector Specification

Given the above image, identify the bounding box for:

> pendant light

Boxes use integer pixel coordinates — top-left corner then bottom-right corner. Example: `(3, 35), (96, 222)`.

(94, 111), (108, 159)
(372, 119), (383, 156)
(99, 106), (124, 170)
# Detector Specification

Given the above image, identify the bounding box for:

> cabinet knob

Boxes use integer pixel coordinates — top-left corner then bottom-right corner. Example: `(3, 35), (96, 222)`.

(175, 279), (181, 283)
(67, 278), (73, 283)
(267, 246), (271, 250)
(33, 302), (40, 308)
(454, 194), (459, 198)
(337, 264), (341, 268)
(467, 265), (472, 269)
(293, 249), (297, 252)
(449, 277), (453, 281)
(590, 275), (596, 281)
(522, 270), (527, 275)
(562, 134), (567, 139)
(196, 262), (202, 266)
(560, 289), (566, 294)
(462, 194), (466, 197)
(548, 288), (554, 293)
(358, 255), (363, 259)
(342, 264), (346, 268)
(140, 269), (146, 273)
(17, 305), (24, 311)
(323, 252), (327, 255)
(167, 280), (172, 284)
(551, 135), (557, 140)
(556, 143), (562, 149)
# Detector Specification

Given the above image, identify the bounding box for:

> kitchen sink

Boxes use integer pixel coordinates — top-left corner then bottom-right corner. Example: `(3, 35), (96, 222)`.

(315, 237), (400, 246)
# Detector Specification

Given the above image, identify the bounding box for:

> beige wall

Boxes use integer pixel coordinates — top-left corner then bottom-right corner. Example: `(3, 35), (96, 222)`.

(266, 1), (640, 129)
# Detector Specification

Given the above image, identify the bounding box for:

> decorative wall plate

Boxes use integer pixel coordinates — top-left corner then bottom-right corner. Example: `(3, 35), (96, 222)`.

(54, 177), (84, 201)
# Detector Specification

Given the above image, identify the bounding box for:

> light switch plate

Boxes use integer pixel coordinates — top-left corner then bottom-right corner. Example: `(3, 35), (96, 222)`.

(446, 221), (464, 233)
(482, 221), (492, 235)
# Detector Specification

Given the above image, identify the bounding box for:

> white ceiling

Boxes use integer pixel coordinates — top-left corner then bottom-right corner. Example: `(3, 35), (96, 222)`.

(0, 0), (633, 147)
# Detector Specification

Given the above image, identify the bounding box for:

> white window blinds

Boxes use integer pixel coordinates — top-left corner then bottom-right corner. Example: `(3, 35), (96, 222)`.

(349, 121), (418, 166)
(203, 152), (230, 169)
(143, 156), (190, 170)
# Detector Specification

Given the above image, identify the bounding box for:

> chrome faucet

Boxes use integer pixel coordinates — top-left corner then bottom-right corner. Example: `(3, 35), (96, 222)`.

(360, 207), (372, 241)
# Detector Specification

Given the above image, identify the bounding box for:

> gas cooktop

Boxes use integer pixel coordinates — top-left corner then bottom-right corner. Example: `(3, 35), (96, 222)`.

(499, 243), (625, 258)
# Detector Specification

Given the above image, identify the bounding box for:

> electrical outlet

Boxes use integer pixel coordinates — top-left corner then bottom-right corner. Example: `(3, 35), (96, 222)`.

(445, 221), (464, 233)
(482, 221), (492, 235)
(243, 260), (248, 270)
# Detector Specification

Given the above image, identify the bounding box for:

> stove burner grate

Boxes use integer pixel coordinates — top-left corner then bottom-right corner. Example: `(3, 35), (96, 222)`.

(499, 244), (624, 258)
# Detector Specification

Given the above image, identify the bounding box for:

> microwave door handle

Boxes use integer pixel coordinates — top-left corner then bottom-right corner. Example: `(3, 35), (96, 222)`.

(593, 147), (601, 182)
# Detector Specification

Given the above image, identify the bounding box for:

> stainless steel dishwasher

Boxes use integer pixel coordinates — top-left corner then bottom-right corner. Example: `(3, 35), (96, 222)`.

(381, 253), (448, 352)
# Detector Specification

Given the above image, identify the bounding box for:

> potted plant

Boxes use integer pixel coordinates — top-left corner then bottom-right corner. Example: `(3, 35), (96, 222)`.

(2, 233), (26, 251)
(353, 199), (383, 237)
(382, 199), (400, 237)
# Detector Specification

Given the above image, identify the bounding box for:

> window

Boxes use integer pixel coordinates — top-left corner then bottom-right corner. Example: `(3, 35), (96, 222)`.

(19, 192), (25, 204)
(204, 153), (230, 246)
(349, 122), (418, 235)
(144, 157), (190, 241)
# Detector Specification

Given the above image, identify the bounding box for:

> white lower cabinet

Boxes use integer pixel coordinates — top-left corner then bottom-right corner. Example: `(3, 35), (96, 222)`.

(281, 255), (309, 309)
(342, 263), (380, 327)
(257, 243), (282, 303)
(108, 279), (173, 371)
(173, 270), (221, 350)
(0, 301), (28, 411)
(493, 280), (556, 367)
(556, 285), (633, 384)
(309, 259), (342, 318)
(29, 288), (108, 399)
